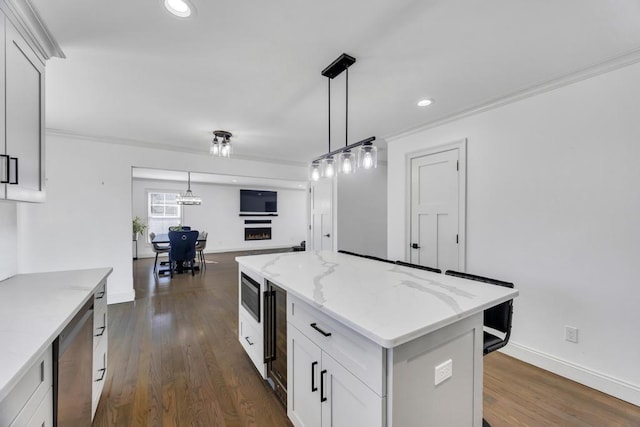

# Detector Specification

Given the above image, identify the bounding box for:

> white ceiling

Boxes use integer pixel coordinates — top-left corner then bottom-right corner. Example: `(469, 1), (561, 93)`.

(32, 0), (640, 165)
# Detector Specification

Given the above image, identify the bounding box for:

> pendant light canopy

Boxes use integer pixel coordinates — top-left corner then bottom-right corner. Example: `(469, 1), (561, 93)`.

(176, 172), (202, 205)
(210, 130), (232, 158)
(309, 53), (377, 180)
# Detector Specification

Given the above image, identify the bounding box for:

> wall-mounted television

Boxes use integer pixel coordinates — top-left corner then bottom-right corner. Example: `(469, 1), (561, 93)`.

(240, 189), (278, 216)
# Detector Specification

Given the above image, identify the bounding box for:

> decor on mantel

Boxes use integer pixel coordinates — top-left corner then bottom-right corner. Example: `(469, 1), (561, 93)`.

(176, 172), (202, 205)
(210, 130), (232, 158)
(309, 53), (377, 181)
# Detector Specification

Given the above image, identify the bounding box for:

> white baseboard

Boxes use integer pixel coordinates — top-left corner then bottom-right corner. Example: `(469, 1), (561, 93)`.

(501, 341), (640, 406)
(107, 290), (135, 305)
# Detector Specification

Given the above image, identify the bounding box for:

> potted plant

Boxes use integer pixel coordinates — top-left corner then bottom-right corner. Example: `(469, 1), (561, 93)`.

(132, 216), (147, 241)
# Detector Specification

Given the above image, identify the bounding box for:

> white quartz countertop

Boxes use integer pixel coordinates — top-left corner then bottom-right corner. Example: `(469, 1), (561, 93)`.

(0, 268), (113, 401)
(236, 251), (518, 348)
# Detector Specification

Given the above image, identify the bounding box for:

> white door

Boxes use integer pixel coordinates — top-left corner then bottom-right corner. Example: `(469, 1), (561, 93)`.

(321, 352), (383, 427)
(288, 325), (322, 427)
(410, 149), (460, 271)
(310, 179), (333, 251)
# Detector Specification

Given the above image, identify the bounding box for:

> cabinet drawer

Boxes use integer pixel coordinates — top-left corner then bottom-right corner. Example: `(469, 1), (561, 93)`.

(92, 338), (107, 418)
(0, 345), (53, 426)
(238, 312), (265, 377)
(21, 387), (52, 427)
(287, 295), (385, 396)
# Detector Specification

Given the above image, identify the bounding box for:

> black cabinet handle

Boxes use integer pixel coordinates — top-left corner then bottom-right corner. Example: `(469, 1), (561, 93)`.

(9, 157), (18, 185)
(95, 326), (106, 337)
(411, 243), (421, 249)
(320, 369), (327, 402)
(0, 155), (8, 183)
(96, 291), (105, 299)
(310, 323), (332, 337)
(323, 234), (331, 238)
(311, 361), (318, 392)
(95, 368), (106, 382)
(263, 290), (276, 362)
(245, 336), (254, 346)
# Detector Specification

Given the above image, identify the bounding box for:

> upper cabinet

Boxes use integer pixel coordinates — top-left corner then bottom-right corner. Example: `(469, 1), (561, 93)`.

(0, 0), (64, 203)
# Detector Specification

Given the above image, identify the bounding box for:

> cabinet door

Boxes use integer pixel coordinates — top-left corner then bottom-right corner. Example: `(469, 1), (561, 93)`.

(5, 19), (45, 202)
(321, 352), (384, 427)
(288, 325), (322, 427)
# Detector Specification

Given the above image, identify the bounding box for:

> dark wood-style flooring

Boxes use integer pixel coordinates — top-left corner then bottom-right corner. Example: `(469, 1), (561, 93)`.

(93, 250), (640, 426)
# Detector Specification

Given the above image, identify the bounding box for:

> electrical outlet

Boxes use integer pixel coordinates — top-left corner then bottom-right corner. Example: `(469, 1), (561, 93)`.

(434, 359), (453, 386)
(565, 325), (579, 343)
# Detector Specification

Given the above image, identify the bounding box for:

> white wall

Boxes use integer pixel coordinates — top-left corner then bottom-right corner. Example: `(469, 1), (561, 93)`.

(0, 201), (17, 281)
(387, 62), (640, 404)
(336, 165), (388, 258)
(16, 133), (307, 304)
(132, 178), (306, 258)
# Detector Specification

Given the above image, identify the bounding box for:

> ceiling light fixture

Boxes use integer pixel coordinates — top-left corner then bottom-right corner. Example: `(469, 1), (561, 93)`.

(417, 98), (433, 107)
(176, 172), (202, 205)
(210, 130), (232, 158)
(309, 53), (377, 181)
(164, 0), (192, 18)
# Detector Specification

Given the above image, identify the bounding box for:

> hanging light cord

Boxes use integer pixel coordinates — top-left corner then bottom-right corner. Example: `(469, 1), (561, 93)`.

(328, 78), (331, 153)
(345, 67), (349, 147)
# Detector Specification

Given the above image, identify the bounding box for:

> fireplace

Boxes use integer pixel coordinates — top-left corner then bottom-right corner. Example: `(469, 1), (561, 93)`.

(245, 227), (272, 241)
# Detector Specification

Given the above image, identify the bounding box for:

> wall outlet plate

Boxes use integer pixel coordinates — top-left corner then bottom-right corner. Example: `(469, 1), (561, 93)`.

(434, 359), (453, 386)
(565, 325), (579, 343)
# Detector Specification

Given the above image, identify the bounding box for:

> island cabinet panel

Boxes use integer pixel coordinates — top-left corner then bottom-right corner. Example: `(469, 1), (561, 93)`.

(92, 279), (108, 419)
(288, 325), (322, 427)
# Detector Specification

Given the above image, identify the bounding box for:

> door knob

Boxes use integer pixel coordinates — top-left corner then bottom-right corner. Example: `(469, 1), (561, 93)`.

(411, 243), (420, 249)
(324, 234), (331, 238)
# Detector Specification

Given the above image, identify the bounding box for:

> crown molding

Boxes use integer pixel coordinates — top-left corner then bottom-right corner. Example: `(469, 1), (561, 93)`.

(0, 0), (65, 61)
(45, 128), (309, 168)
(387, 46), (640, 143)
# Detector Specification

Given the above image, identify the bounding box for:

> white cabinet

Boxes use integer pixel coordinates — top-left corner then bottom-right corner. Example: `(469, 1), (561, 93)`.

(0, 1), (62, 203)
(287, 297), (384, 427)
(0, 345), (53, 427)
(92, 280), (108, 418)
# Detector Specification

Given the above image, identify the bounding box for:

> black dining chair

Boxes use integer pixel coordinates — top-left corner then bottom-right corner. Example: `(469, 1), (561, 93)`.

(168, 230), (199, 277)
(445, 270), (514, 427)
(445, 270), (514, 355)
(395, 260), (442, 274)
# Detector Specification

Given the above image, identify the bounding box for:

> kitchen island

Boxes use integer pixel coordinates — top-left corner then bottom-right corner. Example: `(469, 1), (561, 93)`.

(236, 251), (518, 427)
(0, 268), (112, 426)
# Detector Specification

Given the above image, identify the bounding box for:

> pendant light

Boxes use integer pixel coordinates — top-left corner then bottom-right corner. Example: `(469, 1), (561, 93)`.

(176, 172), (202, 205)
(310, 53), (377, 179)
(210, 130), (232, 158)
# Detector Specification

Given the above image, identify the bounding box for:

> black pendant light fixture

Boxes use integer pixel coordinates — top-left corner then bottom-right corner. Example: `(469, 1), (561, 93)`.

(310, 53), (377, 181)
(210, 130), (232, 158)
(176, 171), (202, 205)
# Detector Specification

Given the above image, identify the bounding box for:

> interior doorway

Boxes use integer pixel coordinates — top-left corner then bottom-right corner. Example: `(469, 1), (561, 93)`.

(309, 178), (333, 251)
(408, 139), (466, 272)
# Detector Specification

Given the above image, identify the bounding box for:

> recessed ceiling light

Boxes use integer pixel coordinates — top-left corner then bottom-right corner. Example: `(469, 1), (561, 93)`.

(417, 99), (433, 107)
(164, 0), (192, 18)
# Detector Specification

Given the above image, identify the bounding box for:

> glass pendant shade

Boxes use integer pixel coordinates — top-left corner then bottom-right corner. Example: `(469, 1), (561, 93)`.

(210, 137), (220, 156)
(338, 150), (354, 174)
(357, 142), (377, 170)
(309, 161), (321, 181)
(220, 140), (231, 158)
(322, 156), (335, 178)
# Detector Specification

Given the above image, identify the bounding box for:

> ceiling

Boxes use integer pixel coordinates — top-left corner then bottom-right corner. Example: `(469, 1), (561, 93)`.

(32, 0), (640, 165)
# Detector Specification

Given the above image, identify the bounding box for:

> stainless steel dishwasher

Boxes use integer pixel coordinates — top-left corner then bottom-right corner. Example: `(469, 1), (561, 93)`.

(53, 297), (94, 426)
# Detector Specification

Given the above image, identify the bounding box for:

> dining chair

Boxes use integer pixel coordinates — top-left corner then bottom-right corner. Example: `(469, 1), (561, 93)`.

(445, 270), (514, 427)
(195, 231), (208, 269)
(445, 270), (514, 355)
(395, 260), (442, 274)
(168, 230), (199, 277)
(149, 232), (170, 273)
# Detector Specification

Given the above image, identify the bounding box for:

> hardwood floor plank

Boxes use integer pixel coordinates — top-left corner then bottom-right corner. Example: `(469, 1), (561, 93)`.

(92, 249), (640, 426)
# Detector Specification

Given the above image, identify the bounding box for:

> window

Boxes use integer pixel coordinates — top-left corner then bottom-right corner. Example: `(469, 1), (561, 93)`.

(147, 191), (182, 242)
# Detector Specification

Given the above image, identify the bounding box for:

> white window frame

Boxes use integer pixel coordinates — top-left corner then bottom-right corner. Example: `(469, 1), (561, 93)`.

(147, 190), (183, 243)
